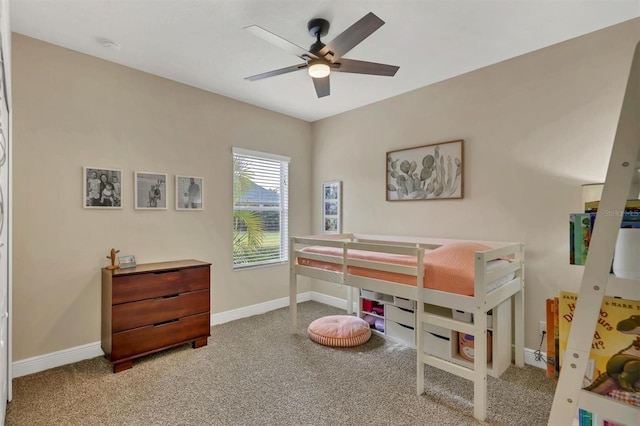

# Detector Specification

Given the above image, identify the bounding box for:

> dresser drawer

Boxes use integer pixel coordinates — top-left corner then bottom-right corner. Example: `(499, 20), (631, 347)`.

(111, 289), (209, 332)
(112, 266), (209, 305)
(386, 304), (415, 327)
(111, 312), (210, 361)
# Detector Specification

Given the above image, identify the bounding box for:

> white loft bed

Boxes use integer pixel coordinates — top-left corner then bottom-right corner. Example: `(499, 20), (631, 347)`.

(289, 233), (525, 422)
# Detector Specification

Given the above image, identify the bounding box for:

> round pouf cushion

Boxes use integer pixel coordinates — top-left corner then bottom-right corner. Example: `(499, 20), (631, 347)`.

(307, 315), (372, 348)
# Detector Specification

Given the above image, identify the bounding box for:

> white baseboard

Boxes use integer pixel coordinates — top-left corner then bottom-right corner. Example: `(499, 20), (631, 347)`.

(12, 293), (545, 377)
(209, 291), (357, 325)
(524, 348), (547, 370)
(308, 291), (358, 312)
(210, 292), (312, 325)
(12, 341), (104, 378)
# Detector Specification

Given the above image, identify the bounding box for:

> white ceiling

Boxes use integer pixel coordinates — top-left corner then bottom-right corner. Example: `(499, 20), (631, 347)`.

(9, 1), (640, 122)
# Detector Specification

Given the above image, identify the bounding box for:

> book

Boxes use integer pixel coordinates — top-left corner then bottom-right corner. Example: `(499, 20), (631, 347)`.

(558, 291), (640, 407)
(569, 216), (575, 265)
(553, 296), (560, 378)
(570, 214), (583, 265)
(569, 212), (640, 265)
(578, 214), (592, 265)
(621, 211), (640, 221)
(570, 213), (594, 265)
(578, 408), (592, 426)
(546, 298), (559, 379)
(585, 199), (640, 212)
(546, 299), (554, 378)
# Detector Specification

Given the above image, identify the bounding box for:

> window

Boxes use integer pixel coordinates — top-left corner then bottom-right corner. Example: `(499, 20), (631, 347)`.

(232, 148), (289, 268)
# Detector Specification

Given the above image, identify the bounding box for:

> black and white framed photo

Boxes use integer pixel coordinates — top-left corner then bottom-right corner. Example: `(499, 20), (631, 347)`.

(135, 171), (167, 210)
(176, 175), (203, 210)
(322, 181), (341, 234)
(83, 166), (122, 209)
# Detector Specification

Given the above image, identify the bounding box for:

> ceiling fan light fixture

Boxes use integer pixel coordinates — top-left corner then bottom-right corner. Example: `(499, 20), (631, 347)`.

(245, 13), (398, 98)
(308, 61), (330, 78)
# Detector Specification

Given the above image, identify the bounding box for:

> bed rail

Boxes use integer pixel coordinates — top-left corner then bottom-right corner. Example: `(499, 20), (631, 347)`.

(290, 234), (428, 330)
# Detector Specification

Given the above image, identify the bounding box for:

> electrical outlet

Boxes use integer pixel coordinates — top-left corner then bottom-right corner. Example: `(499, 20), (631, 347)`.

(539, 321), (547, 339)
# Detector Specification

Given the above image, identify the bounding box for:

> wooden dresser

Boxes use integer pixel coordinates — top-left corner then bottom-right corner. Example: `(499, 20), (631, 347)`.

(101, 259), (211, 373)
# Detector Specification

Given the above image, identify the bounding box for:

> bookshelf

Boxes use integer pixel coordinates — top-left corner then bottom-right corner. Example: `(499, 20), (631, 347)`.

(548, 42), (640, 426)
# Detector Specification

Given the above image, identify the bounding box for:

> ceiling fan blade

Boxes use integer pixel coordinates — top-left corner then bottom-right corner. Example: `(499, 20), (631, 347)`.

(312, 76), (330, 98)
(319, 12), (384, 61)
(245, 25), (317, 59)
(331, 58), (399, 76)
(245, 63), (308, 81)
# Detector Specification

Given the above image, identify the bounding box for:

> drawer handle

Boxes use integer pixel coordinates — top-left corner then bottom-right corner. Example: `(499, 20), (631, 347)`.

(155, 294), (180, 300)
(154, 269), (179, 275)
(427, 332), (450, 342)
(396, 307), (413, 313)
(396, 323), (414, 331)
(153, 319), (179, 327)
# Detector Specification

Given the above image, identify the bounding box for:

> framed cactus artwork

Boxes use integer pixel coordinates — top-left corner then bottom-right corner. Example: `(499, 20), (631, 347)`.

(386, 139), (464, 201)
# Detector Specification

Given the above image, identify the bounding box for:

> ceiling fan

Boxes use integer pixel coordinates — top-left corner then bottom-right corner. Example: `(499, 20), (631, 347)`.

(244, 12), (399, 98)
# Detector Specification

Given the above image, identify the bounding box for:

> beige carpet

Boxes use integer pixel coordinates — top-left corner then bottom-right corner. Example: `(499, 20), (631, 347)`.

(6, 301), (556, 425)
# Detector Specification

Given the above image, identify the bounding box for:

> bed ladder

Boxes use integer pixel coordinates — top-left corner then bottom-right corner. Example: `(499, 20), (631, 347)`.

(547, 41), (640, 426)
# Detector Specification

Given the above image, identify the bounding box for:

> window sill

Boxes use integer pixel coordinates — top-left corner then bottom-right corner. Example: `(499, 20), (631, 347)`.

(233, 260), (288, 271)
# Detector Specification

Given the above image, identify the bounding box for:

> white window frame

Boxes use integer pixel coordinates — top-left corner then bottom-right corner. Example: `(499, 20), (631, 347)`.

(232, 147), (290, 269)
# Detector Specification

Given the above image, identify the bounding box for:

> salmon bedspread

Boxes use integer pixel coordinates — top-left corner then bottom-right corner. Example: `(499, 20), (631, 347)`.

(296, 242), (513, 296)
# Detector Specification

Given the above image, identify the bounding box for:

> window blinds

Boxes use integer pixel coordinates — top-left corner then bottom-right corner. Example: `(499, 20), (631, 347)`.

(232, 148), (290, 268)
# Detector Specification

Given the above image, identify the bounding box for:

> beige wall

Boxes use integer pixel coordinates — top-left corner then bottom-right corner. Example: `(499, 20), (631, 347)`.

(310, 19), (640, 349)
(11, 34), (312, 361)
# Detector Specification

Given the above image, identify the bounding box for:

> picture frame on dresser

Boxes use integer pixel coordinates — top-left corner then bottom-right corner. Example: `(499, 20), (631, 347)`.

(117, 255), (136, 269)
(83, 166), (122, 209)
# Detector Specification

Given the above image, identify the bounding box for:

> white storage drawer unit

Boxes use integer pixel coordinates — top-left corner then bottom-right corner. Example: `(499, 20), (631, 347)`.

(393, 296), (415, 310)
(361, 289), (387, 301)
(452, 309), (493, 328)
(386, 305), (415, 327)
(360, 289), (417, 346)
(359, 289), (511, 380)
(424, 323), (455, 359)
(386, 320), (416, 345)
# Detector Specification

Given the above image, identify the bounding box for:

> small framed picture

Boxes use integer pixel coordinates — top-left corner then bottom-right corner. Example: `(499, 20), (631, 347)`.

(322, 181), (342, 234)
(176, 175), (203, 210)
(83, 166), (122, 209)
(118, 255), (136, 269)
(135, 171), (167, 210)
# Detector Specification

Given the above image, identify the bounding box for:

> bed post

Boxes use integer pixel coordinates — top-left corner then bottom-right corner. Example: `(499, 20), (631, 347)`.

(344, 244), (353, 314)
(346, 287), (354, 314)
(514, 243), (525, 367)
(415, 247), (425, 396)
(289, 237), (297, 334)
(473, 252), (488, 421)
